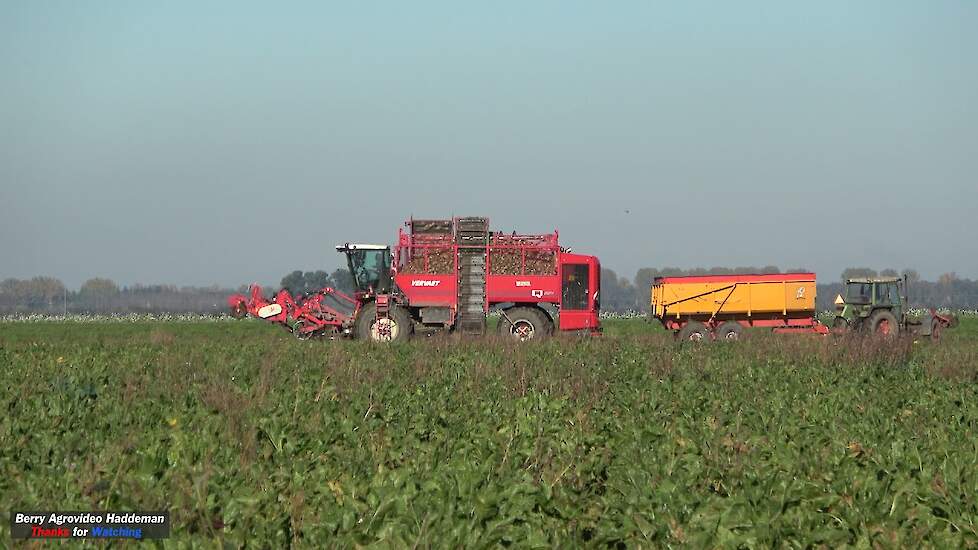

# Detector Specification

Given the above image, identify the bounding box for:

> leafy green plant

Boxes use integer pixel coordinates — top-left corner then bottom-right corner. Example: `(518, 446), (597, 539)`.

(1, 319), (976, 547)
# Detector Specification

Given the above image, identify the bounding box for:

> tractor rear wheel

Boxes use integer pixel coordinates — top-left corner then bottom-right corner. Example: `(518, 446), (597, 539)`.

(354, 302), (413, 343)
(498, 307), (552, 341)
(677, 321), (709, 343)
(868, 310), (900, 337)
(716, 321), (744, 341)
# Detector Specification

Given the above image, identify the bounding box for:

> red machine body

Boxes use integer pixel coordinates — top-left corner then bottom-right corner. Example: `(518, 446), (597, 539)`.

(228, 216), (602, 341)
(227, 285), (359, 339)
(391, 218), (601, 335)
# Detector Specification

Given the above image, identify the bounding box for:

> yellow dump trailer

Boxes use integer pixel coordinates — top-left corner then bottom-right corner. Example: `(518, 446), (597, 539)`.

(651, 273), (826, 341)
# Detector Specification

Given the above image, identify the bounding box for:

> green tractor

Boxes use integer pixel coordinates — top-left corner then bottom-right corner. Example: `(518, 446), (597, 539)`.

(833, 276), (957, 340)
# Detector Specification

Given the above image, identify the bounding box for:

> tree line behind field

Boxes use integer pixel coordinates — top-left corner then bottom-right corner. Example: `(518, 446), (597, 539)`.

(2, 267), (977, 315)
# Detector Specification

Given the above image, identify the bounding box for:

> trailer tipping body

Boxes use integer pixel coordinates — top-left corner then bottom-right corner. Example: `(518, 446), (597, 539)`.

(651, 272), (828, 340)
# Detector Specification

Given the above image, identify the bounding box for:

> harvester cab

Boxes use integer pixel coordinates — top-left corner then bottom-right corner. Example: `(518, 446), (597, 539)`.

(335, 244), (392, 295)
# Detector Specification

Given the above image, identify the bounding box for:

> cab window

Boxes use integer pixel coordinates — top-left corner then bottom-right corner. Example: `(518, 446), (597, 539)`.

(561, 264), (589, 310)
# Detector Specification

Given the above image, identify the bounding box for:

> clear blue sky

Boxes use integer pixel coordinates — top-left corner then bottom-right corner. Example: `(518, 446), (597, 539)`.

(2, 2), (976, 287)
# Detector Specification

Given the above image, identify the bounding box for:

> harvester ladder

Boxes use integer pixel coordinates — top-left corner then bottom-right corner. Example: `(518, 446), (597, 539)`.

(455, 217), (489, 335)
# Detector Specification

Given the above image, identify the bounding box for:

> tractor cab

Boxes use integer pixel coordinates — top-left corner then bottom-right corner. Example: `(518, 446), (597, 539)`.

(835, 277), (905, 332)
(335, 244), (392, 295)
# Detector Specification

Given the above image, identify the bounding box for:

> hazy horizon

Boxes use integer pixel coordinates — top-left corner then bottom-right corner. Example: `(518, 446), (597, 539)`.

(3, 2), (976, 289)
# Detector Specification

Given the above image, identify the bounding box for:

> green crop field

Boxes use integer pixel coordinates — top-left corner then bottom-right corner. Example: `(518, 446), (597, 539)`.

(2, 318), (977, 547)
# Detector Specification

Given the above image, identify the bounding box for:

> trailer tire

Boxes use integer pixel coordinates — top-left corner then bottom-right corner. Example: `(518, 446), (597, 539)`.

(677, 321), (709, 343)
(716, 321), (744, 341)
(498, 307), (552, 341)
(354, 302), (413, 343)
(868, 310), (900, 337)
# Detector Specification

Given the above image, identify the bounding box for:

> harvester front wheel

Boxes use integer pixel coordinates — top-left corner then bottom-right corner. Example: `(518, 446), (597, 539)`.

(677, 321), (709, 343)
(868, 310), (900, 337)
(354, 302), (413, 343)
(716, 321), (744, 341)
(498, 307), (552, 342)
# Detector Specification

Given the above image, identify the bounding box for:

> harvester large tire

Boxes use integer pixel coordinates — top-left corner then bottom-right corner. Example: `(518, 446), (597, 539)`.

(354, 302), (413, 343)
(715, 321), (744, 341)
(498, 307), (552, 342)
(868, 310), (900, 337)
(677, 321), (709, 343)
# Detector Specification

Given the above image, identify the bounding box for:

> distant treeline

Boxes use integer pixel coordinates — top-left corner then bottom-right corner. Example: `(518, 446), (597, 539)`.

(0, 277), (245, 315)
(2, 267), (976, 315)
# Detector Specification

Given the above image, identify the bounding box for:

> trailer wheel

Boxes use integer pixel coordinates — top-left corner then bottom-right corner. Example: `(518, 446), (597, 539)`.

(930, 318), (942, 343)
(716, 321), (744, 341)
(868, 310), (900, 337)
(498, 307), (552, 342)
(677, 321), (709, 343)
(354, 302), (413, 343)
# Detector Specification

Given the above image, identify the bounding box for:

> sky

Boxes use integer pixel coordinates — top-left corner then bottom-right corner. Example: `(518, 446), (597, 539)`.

(2, 2), (976, 288)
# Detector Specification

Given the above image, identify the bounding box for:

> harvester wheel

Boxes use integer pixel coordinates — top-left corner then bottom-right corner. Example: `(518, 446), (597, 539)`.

(498, 307), (552, 342)
(716, 321), (744, 341)
(677, 321), (709, 343)
(868, 310), (900, 337)
(354, 302), (413, 343)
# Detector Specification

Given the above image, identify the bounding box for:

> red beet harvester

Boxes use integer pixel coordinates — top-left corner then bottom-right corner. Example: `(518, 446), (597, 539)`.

(229, 217), (601, 341)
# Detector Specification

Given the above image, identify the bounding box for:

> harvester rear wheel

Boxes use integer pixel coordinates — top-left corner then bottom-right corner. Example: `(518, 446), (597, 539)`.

(354, 302), (413, 343)
(868, 310), (900, 337)
(677, 321), (709, 343)
(498, 307), (552, 342)
(716, 321), (744, 341)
